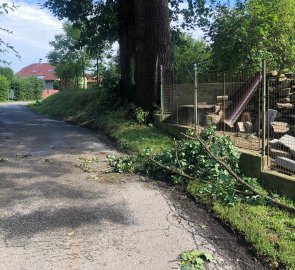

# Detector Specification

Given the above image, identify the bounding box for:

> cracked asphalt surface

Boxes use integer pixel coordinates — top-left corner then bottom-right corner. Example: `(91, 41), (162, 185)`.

(0, 103), (268, 270)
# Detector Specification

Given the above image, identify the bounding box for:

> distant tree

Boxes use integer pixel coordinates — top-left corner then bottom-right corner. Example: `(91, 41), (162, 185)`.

(174, 32), (212, 81)
(0, 3), (20, 64)
(47, 24), (91, 89)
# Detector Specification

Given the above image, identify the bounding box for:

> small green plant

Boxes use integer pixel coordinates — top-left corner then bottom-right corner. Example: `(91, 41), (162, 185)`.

(133, 107), (149, 124)
(179, 250), (213, 270)
(0, 157), (8, 162)
(79, 156), (99, 163)
(107, 155), (137, 173)
(128, 104), (149, 124)
(78, 156), (99, 173)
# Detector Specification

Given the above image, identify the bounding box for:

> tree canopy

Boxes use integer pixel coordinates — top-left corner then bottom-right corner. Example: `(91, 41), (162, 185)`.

(174, 32), (212, 82)
(47, 24), (91, 89)
(207, 0), (295, 71)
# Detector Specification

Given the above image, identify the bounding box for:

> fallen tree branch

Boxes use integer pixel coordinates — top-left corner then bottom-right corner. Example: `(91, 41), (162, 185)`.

(181, 132), (295, 213)
(79, 119), (96, 126)
(148, 157), (194, 182)
(149, 157), (248, 195)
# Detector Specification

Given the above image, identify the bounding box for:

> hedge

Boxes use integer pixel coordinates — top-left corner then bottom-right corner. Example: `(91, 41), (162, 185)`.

(11, 76), (44, 101)
(0, 75), (9, 101)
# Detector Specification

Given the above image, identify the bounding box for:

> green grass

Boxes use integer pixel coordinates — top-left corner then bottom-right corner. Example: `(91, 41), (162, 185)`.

(213, 203), (295, 268)
(31, 89), (295, 270)
(187, 182), (295, 269)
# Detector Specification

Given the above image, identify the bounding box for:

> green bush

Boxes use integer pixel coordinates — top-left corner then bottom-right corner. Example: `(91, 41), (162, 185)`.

(11, 76), (44, 101)
(0, 75), (9, 101)
(30, 77), (44, 100)
(0, 67), (14, 81)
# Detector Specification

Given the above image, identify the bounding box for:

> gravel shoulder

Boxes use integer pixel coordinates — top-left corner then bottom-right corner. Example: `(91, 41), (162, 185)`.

(0, 103), (268, 270)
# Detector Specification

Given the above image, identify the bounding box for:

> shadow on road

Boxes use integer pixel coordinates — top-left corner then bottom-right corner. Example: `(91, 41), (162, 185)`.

(0, 104), (131, 240)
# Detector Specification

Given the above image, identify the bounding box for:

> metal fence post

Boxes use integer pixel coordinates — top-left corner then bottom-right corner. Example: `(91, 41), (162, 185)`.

(160, 65), (164, 122)
(194, 64), (198, 132)
(261, 59), (267, 171)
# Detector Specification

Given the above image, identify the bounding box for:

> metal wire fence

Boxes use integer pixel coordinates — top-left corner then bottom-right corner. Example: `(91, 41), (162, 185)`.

(160, 62), (295, 176)
(266, 71), (295, 174)
(162, 64), (263, 151)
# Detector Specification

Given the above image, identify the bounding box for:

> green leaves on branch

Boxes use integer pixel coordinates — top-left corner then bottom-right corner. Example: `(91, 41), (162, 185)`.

(108, 126), (268, 206)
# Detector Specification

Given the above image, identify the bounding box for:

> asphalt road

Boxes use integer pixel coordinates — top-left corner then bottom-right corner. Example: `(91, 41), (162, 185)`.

(0, 103), (267, 270)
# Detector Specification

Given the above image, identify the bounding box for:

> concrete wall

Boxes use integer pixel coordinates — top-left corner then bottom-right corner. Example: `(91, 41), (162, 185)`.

(172, 82), (244, 108)
(239, 149), (295, 200)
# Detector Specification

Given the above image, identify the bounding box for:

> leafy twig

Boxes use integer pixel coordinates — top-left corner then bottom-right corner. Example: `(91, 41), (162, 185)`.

(182, 132), (295, 213)
(148, 157), (210, 184)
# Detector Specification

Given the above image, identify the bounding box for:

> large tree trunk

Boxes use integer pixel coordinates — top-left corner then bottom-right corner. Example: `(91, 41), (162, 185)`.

(117, 0), (136, 104)
(134, 0), (172, 109)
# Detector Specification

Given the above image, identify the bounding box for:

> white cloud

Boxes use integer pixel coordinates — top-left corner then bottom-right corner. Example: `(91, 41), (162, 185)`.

(0, 0), (63, 72)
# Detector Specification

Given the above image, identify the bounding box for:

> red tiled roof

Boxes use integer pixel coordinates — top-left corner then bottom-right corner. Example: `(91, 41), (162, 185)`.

(17, 63), (57, 81)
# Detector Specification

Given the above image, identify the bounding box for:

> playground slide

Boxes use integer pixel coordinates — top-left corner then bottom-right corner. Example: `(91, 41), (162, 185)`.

(224, 73), (262, 127)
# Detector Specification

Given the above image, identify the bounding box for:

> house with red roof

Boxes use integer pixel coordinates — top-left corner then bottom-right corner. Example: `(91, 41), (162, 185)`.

(17, 63), (59, 98)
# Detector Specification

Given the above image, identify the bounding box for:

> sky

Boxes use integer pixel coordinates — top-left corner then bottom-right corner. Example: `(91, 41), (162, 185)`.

(0, 0), (63, 72)
(0, 0), (205, 73)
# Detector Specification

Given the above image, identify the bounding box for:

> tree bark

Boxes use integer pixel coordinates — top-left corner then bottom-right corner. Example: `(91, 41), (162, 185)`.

(134, 0), (172, 109)
(117, 0), (136, 103)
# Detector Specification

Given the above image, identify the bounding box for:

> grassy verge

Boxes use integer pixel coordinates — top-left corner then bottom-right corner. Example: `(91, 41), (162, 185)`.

(188, 182), (295, 269)
(31, 89), (173, 154)
(31, 89), (294, 270)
